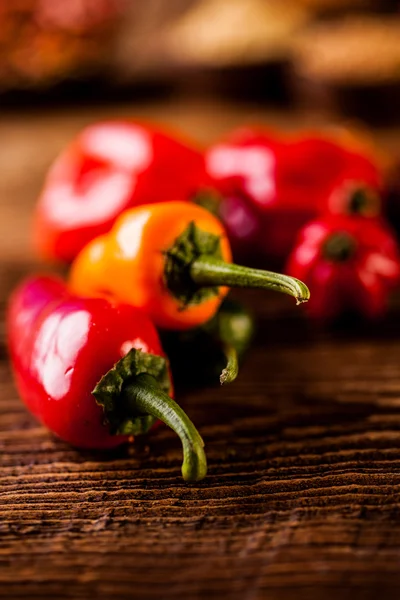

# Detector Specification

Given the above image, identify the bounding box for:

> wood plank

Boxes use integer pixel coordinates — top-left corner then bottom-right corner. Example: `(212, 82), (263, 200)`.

(1, 100), (400, 599)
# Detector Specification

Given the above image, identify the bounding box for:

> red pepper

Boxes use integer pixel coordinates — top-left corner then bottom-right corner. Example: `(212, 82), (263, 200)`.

(206, 128), (383, 265)
(321, 146), (383, 218)
(33, 121), (211, 263)
(286, 216), (400, 320)
(7, 276), (207, 481)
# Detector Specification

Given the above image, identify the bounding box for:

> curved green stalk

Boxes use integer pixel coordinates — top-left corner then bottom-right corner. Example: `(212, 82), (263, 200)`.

(122, 373), (207, 482)
(219, 343), (239, 385)
(190, 256), (310, 305)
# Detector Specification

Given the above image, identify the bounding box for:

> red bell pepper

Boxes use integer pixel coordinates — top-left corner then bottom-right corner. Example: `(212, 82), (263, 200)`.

(206, 128), (383, 265)
(7, 276), (207, 481)
(33, 121), (211, 263)
(286, 216), (400, 320)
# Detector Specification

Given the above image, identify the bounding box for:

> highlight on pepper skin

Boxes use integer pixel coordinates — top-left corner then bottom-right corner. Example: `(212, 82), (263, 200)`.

(205, 127), (383, 266)
(286, 215), (400, 321)
(7, 275), (207, 483)
(33, 121), (211, 264)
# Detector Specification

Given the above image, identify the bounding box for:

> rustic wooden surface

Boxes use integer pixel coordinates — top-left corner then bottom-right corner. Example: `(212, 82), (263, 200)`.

(1, 99), (400, 600)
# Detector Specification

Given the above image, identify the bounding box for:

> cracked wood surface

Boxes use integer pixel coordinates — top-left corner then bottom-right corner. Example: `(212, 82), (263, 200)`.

(1, 100), (400, 600)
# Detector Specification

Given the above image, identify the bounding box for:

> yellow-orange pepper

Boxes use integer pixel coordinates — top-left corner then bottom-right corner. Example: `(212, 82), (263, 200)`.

(70, 201), (309, 330)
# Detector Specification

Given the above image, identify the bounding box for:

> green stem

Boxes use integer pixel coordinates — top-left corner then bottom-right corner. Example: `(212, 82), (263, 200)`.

(219, 343), (239, 385)
(190, 256), (310, 305)
(323, 232), (356, 262)
(122, 373), (207, 482)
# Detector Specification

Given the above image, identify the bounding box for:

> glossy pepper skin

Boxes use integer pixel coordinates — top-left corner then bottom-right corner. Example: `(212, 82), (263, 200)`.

(33, 121), (210, 263)
(69, 201), (310, 330)
(206, 127), (383, 265)
(286, 216), (400, 321)
(7, 276), (207, 481)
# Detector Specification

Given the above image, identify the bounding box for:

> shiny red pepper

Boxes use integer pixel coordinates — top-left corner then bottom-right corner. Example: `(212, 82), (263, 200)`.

(33, 121), (211, 263)
(286, 216), (400, 320)
(206, 128), (383, 266)
(7, 276), (207, 481)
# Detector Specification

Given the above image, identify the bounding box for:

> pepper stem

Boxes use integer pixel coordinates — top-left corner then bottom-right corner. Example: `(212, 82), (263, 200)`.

(323, 232), (357, 262)
(190, 256), (310, 305)
(219, 342), (239, 385)
(122, 373), (207, 482)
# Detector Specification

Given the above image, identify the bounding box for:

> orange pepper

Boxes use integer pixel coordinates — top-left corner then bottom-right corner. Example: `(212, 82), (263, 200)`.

(70, 201), (309, 330)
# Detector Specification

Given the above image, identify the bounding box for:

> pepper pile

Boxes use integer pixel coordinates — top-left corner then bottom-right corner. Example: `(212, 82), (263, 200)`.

(8, 121), (310, 483)
(8, 120), (399, 482)
(206, 126), (400, 321)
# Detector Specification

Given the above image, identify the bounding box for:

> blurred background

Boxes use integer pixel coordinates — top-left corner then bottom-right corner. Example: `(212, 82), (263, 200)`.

(1, 0), (399, 114)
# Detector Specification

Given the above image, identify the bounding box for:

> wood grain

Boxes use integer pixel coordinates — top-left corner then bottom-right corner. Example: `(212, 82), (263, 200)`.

(1, 101), (400, 600)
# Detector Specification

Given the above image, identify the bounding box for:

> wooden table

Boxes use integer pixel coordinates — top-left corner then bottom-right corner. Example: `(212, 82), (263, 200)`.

(1, 98), (400, 600)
